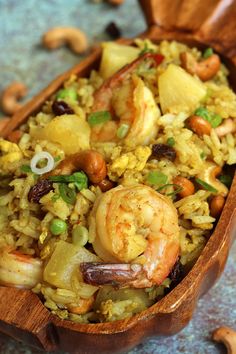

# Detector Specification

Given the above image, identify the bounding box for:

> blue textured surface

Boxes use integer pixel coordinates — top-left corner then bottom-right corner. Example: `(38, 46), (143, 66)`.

(0, 1), (235, 353)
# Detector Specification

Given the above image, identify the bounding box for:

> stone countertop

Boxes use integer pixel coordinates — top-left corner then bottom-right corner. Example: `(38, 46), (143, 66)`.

(0, 0), (235, 353)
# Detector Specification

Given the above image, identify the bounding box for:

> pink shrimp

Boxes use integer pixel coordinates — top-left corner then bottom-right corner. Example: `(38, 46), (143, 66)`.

(80, 184), (180, 288)
(90, 53), (164, 145)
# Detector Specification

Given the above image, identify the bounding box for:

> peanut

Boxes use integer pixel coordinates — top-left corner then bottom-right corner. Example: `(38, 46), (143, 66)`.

(210, 195), (225, 218)
(187, 115), (212, 136)
(173, 176), (195, 198)
(97, 178), (115, 192)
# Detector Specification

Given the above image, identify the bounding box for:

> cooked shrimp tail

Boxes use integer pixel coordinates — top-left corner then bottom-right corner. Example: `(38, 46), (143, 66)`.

(80, 263), (143, 287)
(93, 52), (164, 113)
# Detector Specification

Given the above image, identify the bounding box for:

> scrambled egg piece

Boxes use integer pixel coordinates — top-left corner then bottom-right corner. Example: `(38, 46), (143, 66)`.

(108, 146), (151, 180)
(0, 139), (23, 171)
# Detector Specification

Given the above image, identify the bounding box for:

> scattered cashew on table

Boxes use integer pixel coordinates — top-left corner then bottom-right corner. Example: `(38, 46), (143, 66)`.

(212, 326), (236, 354)
(1, 82), (27, 115)
(42, 27), (89, 54)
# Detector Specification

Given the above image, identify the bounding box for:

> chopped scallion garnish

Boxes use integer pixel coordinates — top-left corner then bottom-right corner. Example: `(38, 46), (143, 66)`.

(203, 48), (214, 59)
(195, 178), (218, 193)
(156, 183), (183, 196)
(147, 171), (168, 185)
(88, 111), (111, 126)
(48, 172), (88, 191)
(59, 184), (76, 205)
(56, 87), (78, 101)
(20, 164), (32, 173)
(54, 156), (61, 163)
(117, 124), (130, 139)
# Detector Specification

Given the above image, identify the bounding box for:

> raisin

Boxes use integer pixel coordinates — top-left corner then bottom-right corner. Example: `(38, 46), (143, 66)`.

(169, 259), (184, 284)
(52, 100), (74, 116)
(28, 180), (53, 203)
(105, 22), (121, 39)
(151, 144), (176, 161)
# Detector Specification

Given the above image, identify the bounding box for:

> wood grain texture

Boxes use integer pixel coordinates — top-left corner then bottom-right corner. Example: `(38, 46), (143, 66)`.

(1, 2), (236, 353)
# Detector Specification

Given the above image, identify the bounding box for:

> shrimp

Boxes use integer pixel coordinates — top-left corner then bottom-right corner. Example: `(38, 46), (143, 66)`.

(90, 53), (163, 145)
(0, 248), (43, 289)
(80, 184), (180, 288)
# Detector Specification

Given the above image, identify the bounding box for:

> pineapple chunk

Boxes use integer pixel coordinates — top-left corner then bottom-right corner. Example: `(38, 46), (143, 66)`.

(43, 240), (99, 292)
(32, 114), (90, 155)
(99, 42), (140, 79)
(158, 64), (207, 114)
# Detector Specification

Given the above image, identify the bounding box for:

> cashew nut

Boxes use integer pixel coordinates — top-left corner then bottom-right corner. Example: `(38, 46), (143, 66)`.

(197, 162), (228, 196)
(180, 52), (221, 81)
(42, 27), (88, 54)
(0, 117), (10, 131)
(46, 150), (107, 184)
(173, 176), (195, 198)
(212, 326), (236, 354)
(187, 115), (212, 136)
(1, 82), (27, 115)
(215, 118), (236, 137)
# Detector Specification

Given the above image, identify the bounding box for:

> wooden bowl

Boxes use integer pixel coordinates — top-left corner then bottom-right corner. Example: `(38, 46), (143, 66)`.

(1, 1), (236, 353)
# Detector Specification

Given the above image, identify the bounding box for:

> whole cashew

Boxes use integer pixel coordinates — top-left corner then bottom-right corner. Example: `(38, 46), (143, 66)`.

(0, 117), (10, 131)
(42, 27), (88, 54)
(212, 326), (236, 354)
(1, 82), (27, 115)
(47, 150), (107, 184)
(180, 52), (221, 81)
(197, 161), (228, 196)
(215, 118), (236, 137)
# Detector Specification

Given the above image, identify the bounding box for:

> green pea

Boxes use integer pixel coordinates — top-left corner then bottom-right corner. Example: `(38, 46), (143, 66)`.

(50, 218), (67, 235)
(72, 225), (89, 246)
(117, 124), (130, 139)
(56, 88), (78, 101)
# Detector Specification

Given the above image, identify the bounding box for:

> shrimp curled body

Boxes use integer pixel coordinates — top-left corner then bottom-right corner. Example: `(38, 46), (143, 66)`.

(81, 185), (180, 288)
(0, 249), (43, 289)
(91, 54), (162, 145)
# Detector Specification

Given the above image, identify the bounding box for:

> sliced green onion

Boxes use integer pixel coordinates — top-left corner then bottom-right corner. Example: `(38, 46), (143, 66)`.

(195, 178), (218, 193)
(51, 193), (60, 203)
(48, 172), (88, 191)
(88, 111), (111, 126)
(56, 88), (78, 101)
(147, 171), (168, 185)
(218, 175), (232, 188)
(117, 124), (130, 139)
(54, 156), (62, 163)
(20, 164), (32, 173)
(72, 225), (89, 246)
(203, 48), (214, 59)
(59, 183), (76, 204)
(139, 43), (154, 56)
(50, 218), (67, 235)
(156, 183), (183, 196)
(194, 107), (222, 128)
(167, 137), (175, 147)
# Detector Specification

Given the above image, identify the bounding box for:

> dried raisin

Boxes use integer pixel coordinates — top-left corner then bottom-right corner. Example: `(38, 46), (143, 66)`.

(28, 180), (53, 203)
